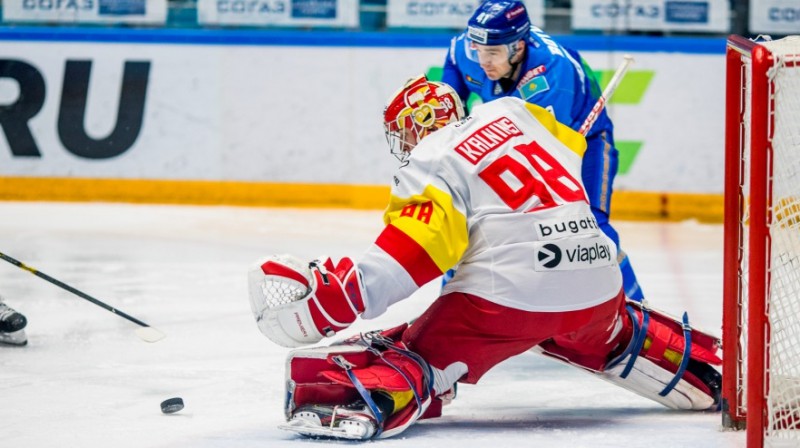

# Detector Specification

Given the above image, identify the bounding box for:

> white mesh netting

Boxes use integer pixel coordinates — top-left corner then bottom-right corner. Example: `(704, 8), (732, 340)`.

(762, 36), (800, 446)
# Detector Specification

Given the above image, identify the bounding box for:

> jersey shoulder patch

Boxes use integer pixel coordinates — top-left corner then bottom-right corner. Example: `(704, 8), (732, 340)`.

(518, 76), (550, 100)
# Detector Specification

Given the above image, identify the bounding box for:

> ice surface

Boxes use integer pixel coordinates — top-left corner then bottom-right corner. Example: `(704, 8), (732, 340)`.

(0, 202), (744, 447)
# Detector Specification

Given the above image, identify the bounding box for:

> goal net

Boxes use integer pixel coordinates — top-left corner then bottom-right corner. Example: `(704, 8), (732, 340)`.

(722, 35), (800, 448)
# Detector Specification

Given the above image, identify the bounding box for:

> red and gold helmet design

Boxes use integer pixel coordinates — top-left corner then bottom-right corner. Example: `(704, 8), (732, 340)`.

(383, 75), (465, 162)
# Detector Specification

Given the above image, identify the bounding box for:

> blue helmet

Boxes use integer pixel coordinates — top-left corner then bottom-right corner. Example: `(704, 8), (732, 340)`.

(467, 0), (531, 46)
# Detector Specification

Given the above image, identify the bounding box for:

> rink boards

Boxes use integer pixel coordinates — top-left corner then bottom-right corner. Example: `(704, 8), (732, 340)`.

(0, 29), (725, 221)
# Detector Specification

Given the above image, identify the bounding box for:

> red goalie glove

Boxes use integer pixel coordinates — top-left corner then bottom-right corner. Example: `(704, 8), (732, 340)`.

(248, 255), (366, 347)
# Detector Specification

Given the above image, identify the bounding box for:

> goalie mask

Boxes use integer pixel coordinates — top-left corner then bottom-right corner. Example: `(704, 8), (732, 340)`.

(383, 75), (464, 162)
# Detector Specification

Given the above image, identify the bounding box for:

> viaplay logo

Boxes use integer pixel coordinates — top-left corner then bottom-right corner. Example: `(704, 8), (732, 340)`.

(537, 243), (562, 268)
(425, 66), (655, 176)
(535, 240), (613, 271)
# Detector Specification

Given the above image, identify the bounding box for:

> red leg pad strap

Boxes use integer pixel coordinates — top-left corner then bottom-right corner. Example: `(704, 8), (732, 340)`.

(321, 350), (427, 394)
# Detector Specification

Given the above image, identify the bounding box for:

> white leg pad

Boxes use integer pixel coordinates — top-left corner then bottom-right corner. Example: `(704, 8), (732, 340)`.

(600, 357), (715, 410)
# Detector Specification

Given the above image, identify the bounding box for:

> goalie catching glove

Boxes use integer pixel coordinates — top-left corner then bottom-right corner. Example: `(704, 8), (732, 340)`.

(248, 255), (366, 347)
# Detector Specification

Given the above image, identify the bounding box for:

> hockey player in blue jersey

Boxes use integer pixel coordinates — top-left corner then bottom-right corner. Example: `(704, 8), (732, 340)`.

(441, 0), (644, 301)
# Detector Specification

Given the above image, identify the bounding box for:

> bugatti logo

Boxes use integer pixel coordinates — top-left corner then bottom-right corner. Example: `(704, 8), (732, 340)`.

(536, 215), (600, 240)
(537, 244), (562, 268)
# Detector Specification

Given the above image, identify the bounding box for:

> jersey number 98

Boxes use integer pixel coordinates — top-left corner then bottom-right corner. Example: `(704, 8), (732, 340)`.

(479, 140), (587, 211)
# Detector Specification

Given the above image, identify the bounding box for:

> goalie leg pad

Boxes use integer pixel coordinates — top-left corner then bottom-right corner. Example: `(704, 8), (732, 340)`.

(627, 301), (722, 367)
(601, 354), (719, 410)
(537, 300), (721, 411)
(282, 325), (438, 440)
(603, 301), (721, 410)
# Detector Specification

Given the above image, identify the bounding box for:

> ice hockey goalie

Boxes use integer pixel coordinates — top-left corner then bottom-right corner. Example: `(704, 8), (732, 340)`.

(247, 75), (722, 440)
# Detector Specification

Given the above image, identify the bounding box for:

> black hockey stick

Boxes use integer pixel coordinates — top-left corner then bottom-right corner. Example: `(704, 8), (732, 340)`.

(0, 250), (165, 343)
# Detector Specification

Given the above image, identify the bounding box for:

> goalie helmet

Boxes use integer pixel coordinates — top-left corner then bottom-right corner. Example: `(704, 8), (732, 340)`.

(383, 75), (464, 162)
(466, 0), (531, 46)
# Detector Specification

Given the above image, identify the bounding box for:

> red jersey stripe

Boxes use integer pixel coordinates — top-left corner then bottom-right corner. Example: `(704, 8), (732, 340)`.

(375, 224), (444, 286)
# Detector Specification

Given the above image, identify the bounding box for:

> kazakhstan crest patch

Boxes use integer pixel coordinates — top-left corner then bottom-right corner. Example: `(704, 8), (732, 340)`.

(518, 76), (550, 99)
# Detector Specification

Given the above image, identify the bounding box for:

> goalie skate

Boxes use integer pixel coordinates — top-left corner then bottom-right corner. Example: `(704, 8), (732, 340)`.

(279, 403), (378, 440)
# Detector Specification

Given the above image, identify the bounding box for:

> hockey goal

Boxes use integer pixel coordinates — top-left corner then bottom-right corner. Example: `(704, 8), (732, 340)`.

(722, 35), (800, 448)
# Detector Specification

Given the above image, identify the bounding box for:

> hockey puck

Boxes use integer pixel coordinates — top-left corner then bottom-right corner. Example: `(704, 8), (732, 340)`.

(160, 397), (184, 414)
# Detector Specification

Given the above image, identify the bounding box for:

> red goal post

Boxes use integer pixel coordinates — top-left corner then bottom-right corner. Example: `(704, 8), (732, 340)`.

(722, 35), (800, 448)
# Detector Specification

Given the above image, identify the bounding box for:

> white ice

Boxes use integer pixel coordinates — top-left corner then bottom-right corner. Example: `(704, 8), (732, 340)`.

(0, 201), (744, 447)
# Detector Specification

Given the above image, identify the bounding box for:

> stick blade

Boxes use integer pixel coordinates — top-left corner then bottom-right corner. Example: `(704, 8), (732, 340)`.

(135, 326), (166, 343)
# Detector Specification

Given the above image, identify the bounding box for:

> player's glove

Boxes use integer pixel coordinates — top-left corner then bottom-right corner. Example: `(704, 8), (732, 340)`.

(248, 254), (366, 348)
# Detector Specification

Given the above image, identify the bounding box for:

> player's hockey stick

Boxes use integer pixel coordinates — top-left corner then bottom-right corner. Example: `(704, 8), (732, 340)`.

(578, 54), (635, 136)
(0, 251), (165, 343)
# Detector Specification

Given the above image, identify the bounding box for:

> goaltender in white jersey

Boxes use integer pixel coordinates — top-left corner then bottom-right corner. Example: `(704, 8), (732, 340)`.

(248, 75), (722, 441)
(359, 92), (622, 316)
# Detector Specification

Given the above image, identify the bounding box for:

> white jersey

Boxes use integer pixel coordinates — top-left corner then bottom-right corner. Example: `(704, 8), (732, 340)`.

(358, 97), (622, 318)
